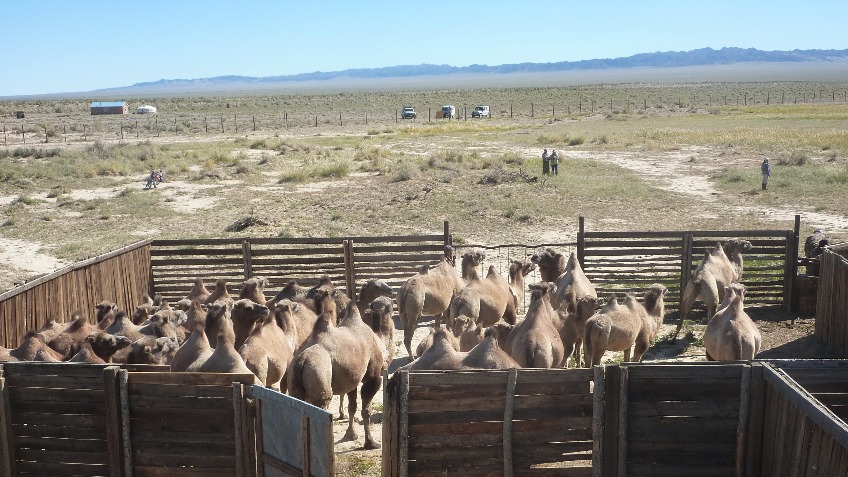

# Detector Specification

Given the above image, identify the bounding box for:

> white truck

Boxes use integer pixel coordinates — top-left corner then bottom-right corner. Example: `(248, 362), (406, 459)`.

(472, 105), (490, 118)
(441, 105), (457, 119)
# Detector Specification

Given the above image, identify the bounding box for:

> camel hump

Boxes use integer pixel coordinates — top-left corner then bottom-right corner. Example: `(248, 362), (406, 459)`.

(418, 263), (430, 274)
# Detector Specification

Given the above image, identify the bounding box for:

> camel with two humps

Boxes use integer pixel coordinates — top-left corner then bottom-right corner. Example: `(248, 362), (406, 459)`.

(704, 283), (761, 361)
(397, 249), (483, 358)
(676, 239), (752, 337)
(415, 325), (461, 358)
(1, 331), (66, 362)
(68, 332), (132, 363)
(288, 285), (385, 449)
(170, 325), (214, 372)
(47, 312), (101, 360)
(406, 326), (519, 370)
(239, 300), (299, 391)
(553, 291), (600, 368)
(452, 314), (513, 352)
(505, 282), (565, 368)
(583, 284), (667, 367)
(450, 262), (518, 330)
(508, 259), (536, 310)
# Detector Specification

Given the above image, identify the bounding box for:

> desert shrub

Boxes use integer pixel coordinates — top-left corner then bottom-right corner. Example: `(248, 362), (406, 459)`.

(826, 167), (848, 184)
(208, 149), (231, 164)
(391, 161), (418, 182)
(791, 151), (808, 166)
(536, 134), (560, 145)
(567, 136), (585, 146)
(500, 152), (525, 166)
(314, 159), (351, 178)
(278, 169), (309, 183)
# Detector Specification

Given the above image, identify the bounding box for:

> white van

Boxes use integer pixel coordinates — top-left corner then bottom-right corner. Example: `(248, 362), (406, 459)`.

(441, 105), (457, 119)
(472, 105), (490, 118)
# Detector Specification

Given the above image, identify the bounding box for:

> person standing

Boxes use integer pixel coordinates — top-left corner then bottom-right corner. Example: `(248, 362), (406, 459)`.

(542, 148), (550, 175)
(761, 157), (771, 190)
(550, 149), (559, 176)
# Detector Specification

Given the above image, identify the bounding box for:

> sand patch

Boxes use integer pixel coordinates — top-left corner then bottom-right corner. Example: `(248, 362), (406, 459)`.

(0, 237), (69, 287)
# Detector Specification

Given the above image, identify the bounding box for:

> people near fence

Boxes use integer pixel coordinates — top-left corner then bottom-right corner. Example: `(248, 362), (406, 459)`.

(806, 239), (830, 276)
(542, 148), (550, 175)
(804, 228), (829, 275)
(549, 149), (560, 176)
(761, 157), (771, 190)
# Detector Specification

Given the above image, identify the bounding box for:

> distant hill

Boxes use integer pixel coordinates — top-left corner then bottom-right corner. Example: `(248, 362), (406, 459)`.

(122, 47), (848, 90)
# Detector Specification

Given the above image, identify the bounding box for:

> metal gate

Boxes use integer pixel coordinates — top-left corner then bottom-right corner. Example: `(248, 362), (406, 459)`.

(252, 386), (334, 477)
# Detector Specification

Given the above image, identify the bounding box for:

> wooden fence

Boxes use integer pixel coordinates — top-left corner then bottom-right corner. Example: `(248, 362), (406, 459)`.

(0, 362), (255, 477)
(577, 219), (795, 312)
(815, 243), (848, 357)
(383, 361), (848, 477)
(149, 228), (450, 304)
(0, 240), (151, 349)
(383, 368), (595, 477)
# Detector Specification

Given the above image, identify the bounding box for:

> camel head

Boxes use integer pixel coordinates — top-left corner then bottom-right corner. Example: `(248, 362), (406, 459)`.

(509, 259), (536, 281)
(452, 315), (474, 337)
(530, 248), (566, 282)
(86, 332), (132, 361)
(723, 239), (753, 256)
(461, 249), (486, 267)
(174, 298), (193, 312)
(311, 285), (338, 317)
(232, 298), (270, 326)
(273, 299), (299, 334)
(643, 284), (668, 314)
(368, 296), (394, 333)
(139, 293), (154, 307)
(239, 277), (268, 303)
(360, 279), (396, 300)
(528, 282), (555, 301)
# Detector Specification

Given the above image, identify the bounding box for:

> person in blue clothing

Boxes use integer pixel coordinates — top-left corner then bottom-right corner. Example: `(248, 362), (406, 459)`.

(761, 157), (771, 190)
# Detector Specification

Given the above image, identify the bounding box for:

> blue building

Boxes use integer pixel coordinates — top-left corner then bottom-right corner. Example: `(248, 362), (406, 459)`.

(90, 101), (128, 115)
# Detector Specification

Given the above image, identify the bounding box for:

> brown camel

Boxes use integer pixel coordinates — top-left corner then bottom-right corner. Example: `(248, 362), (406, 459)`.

(239, 277), (268, 304)
(47, 312), (99, 360)
(182, 299), (208, 332)
(531, 247), (567, 282)
(1, 331), (66, 362)
(450, 264), (518, 329)
(239, 301), (298, 391)
(268, 275), (351, 321)
(415, 325), (461, 358)
(230, 298), (271, 350)
(462, 327), (521, 369)
(704, 283), (761, 361)
(204, 279), (233, 305)
(583, 284), (667, 367)
(68, 332), (132, 363)
(508, 259), (536, 310)
(204, 301), (236, 348)
(505, 282), (564, 368)
(356, 279), (396, 315)
(367, 296), (396, 369)
(453, 315), (513, 352)
(397, 250), (483, 358)
(200, 333), (256, 376)
(186, 277), (212, 303)
(554, 290), (600, 368)
(126, 336), (179, 365)
(95, 301), (118, 329)
(677, 239), (752, 337)
(407, 328), (467, 370)
(288, 288), (385, 450)
(36, 317), (69, 343)
(170, 325), (214, 372)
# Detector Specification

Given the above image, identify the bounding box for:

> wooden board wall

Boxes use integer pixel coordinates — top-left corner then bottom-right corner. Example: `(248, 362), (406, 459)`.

(815, 244), (848, 357)
(0, 241), (151, 349)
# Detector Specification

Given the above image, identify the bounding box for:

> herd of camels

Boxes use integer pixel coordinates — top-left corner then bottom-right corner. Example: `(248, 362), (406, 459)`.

(0, 239), (762, 449)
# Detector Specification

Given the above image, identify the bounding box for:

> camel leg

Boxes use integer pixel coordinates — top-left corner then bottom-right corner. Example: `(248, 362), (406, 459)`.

(706, 350), (715, 361)
(633, 339), (649, 363)
(574, 338), (583, 368)
(338, 395), (346, 421)
(701, 279), (720, 323)
(360, 376), (382, 450)
(563, 341), (575, 368)
(343, 389), (358, 441)
(403, 313), (418, 359)
(676, 279), (699, 338)
(624, 346), (633, 363)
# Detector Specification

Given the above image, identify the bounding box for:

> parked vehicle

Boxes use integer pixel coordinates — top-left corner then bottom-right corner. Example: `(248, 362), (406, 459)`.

(401, 106), (416, 119)
(471, 105), (490, 118)
(441, 105), (457, 119)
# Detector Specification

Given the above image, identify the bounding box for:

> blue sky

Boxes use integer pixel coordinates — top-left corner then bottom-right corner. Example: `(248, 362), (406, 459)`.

(3, 1), (845, 96)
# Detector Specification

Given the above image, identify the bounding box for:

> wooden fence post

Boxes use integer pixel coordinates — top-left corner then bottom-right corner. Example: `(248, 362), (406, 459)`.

(221, 117), (224, 133)
(735, 365), (752, 476)
(104, 366), (123, 477)
(593, 366), (605, 477)
(120, 124), (123, 140)
(84, 124), (87, 140)
(135, 120), (138, 139)
(118, 369), (132, 477)
(242, 240), (253, 279)
(233, 384), (245, 477)
(3, 125), (6, 146)
(601, 365), (620, 476)
(285, 112), (288, 130)
(253, 116), (256, 132)
(503, 368), (517, 477)
(343, 240), (356, 300)
(745, 363), (766, 477)
(681, 233), (693, 313)
(339, 111), (342, 127)
(0, 366), (17, 477)
(21, 124), (24, 144)
(791, 214), (800, 312)
(45, 126), (49, 143)
(617, 366), (628, 477)
(398, 370), (409, 477)
(783, 230), (795, 312)
(577, 216), (586, 268)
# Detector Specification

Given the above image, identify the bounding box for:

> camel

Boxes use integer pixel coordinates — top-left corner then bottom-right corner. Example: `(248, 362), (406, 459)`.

(554, 291), (600, 368)
(532, 249), (597, 310)
(204, 279), (233, 305)
(68, 332), (132, 363)
(508, 259), (536, 310)
(704, 283), (761, 361)
(1, 331), (66, 362)
(288, 287), (385, 449)
(200, 333), (256, 376)
(230, 298), (270, 350)
(453, 315), (513, 352)
(677, 239), (753, 337)
(170, 325), (214, 372)
(239, 301), (298, 391)
(356, 279), (395, 315)
(367, 296), (396, 369)
(126, 336), (179, 365)
(239, 277), (268, 304)
(95, 301), (118, 329)
(583, 284), (667, 367)
(268, 275), (351, 319)
(397, 249), (483, 358)
(36, 317), (69, 343)
(204, 301), (236, 348)
(415, 325), (461, 358)
(450, 264), (518, 329)
(182, 299), (208, 333)
(462, 327), (521, 369)
(804, 228), (828, 258)
(505, 282), (564, 368)
(47, 312), (100, 360)
(407, 328), (467, 370)
(110, 311), (179, 363)
(531, 247), (567, 282)
(106, 310), (148, 342)
(186, 277), (212, 303)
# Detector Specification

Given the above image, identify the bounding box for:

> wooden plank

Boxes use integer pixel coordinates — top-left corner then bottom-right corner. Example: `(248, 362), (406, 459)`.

(128, 372), (256, 386)
(128, 383), (234, 399)
(503, 367), (516, 477)
(618, 366), (627, 477)
(399, 370), (409, 477)
(592, 366), (604, 477)
(133, 466), (236, 477)
(16, 460), (109, 475)
(1, 374), (16, 477)
(103, 367), (122, 477)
